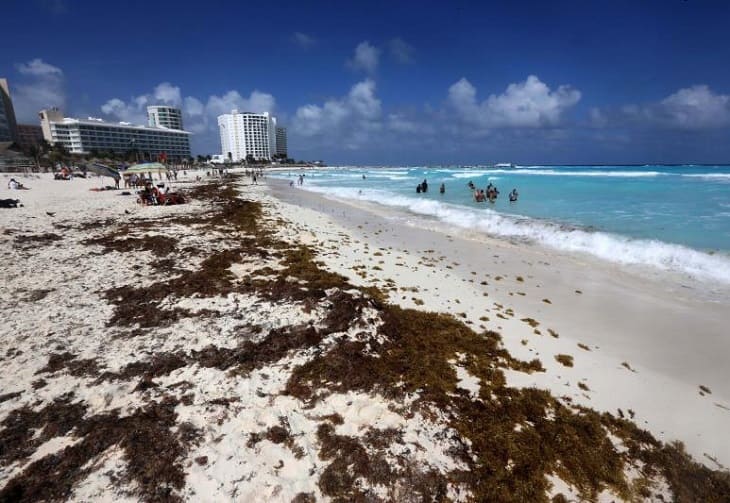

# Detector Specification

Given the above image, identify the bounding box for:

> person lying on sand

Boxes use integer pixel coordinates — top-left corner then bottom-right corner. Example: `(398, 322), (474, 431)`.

(0, 198), (22, 208)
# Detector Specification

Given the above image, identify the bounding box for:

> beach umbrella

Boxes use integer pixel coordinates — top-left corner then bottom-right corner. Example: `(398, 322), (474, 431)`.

(124, 162), (169, 175)
(87, 162), (120, 180)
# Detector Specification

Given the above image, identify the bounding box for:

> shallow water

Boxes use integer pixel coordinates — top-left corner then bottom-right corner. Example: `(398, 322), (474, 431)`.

(275, 165), (730, 284)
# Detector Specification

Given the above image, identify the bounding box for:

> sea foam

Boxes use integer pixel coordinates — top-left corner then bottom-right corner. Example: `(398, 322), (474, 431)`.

(489, 169), (664, 177)
(301, 185), (730, 285)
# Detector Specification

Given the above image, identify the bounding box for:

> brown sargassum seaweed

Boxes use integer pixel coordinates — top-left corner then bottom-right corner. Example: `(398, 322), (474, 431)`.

(1, 178), (728, 502)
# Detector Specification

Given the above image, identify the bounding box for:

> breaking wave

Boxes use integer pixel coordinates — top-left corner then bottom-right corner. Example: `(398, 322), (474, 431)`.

(301, 185), (730, 284)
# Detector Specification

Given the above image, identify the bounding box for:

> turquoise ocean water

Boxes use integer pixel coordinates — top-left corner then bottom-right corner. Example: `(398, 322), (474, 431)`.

(274, 165), (730, 284)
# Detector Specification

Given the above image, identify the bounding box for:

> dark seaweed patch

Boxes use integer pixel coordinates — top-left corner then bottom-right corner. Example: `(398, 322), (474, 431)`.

(0, 395), (198, 503)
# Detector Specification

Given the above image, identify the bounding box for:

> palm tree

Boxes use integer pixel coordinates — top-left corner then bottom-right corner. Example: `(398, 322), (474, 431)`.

(49, 142), (70, 167)
(21, 144), (42, 171)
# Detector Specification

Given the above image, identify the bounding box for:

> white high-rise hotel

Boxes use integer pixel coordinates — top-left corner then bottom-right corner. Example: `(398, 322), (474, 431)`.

(217, 110), (286, 162)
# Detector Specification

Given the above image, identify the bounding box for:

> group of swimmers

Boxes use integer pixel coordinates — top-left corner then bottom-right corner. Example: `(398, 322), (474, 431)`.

(416, 175), (519, 203)
(409, 177), (518, 203)
(415, 179), (447, 194)
(468, 180), (518, 203)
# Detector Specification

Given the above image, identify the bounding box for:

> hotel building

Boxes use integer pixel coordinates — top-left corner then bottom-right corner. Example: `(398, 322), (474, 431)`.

(39, 108), (191, 160)
(147, 105), (184, 130)
(217, 110), (279, 162)
(275, 127), (287, 158)
(0, 78), (18, 143)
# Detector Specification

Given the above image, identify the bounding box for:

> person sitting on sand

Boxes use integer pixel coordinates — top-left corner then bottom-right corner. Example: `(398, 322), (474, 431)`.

(7, 178), (28, 190)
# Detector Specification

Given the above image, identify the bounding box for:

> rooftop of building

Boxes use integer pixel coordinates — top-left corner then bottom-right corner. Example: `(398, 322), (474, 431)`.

(49, 115), (191, 134)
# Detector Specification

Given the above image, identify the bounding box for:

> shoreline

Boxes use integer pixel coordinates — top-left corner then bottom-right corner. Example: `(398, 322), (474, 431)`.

(268, 166), (730, 290)
(1, 171), (728, 501)
(266, 177), (730, 467)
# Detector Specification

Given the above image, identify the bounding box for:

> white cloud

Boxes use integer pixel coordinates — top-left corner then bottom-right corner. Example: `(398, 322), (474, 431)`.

(389, 38), (414, 64)
(101, 83), (275, 128)
(591, 85), (730, 130)
(205, 90), (275, 118)
(183, 96), (204, 116)
(100, 98), (146, 123)
(347, 41), (380, 74)
(348, 80), (381, 119)
(658, 85), (730, 129)
(292, 79), (381, 149)
(387, 113), (431, 134)
(293, 32), (316, 49)
(448, 75), (581, 128)
(12, 58), (66, 122)
(16, 58), (63, 77)
(100, 84), (278, 153)
(153, 82), (182, 106)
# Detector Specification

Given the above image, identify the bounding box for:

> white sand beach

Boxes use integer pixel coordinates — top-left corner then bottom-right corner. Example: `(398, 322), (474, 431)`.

(1, 170), (728, 502)
(267, 179), (730, 467)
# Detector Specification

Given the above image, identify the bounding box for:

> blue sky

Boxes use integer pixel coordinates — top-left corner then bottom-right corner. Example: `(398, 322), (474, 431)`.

(3, 0), (730, 164)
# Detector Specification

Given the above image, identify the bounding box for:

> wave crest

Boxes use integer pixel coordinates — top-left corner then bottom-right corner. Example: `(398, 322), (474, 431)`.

(301, 186), (730, 284)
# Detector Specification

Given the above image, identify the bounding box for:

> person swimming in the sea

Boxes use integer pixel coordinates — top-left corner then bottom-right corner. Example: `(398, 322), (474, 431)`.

(509, 188), (518, 202)
(439, 183), (445, 194)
